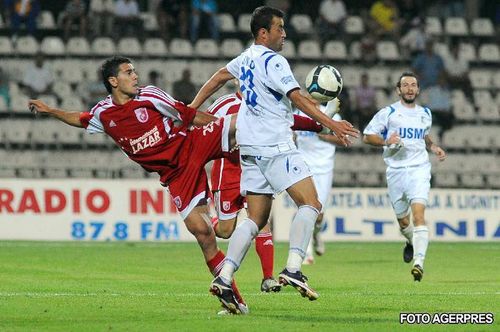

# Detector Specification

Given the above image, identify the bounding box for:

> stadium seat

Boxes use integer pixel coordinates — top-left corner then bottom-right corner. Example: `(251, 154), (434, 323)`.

(37, 94), (58, 108)
(367, 68), (389, 89)
(433, 42), (450, 59)
(40, 37), (65, 55)
(280, 40), (296, 59)
(470, 18), (494, 37)
(31, 120), (59, 146)
(237, 13), (252, 33)
(15, 36), (39, 55)
(297, 40), (322, 60)
(0, 37), (14, 55)
(442, 127), (468, 149)
(344, 16), (364, 34)
(469, 70), (491, 89)
(452, 101), (476, 122)
(349, 41), (361, 60)
(293, 64), (312, 86)
(290, 14), (313, 34)
(473, 90), (494, 108)
(218, 13), (236, 32)
(0, 97), (7, 112)
(60, 97), (85, 111)
(57, 125), (83, 145)
(52, 81), (74, 101)
(169, 38), (193, 57)
(340, 66), (361, 88)
(486, 174), (500, 189)
(91, 37), (116, 56)
(220, 39), (244, 58)
(461, 173), (484, 188)
(375, 89), (389, 109)
(425, 17), (442, 36)
(323, 41), (347, 61)
(444, 17), (468, 36)
(9, 94), (30, 113)
(117, 37), (143, 57)
(66, 37), (91, 56)
(477, 105), (499, 122)
(433, 171), (459, 187)
(38, 10), (56, 30)
(189, 61), (216, 85)
(376, 41), (400, 61)
(492, 71), (500, 89)
(458, 42), (476, 62)
(194, 39), (219, 58)
(1, 119), (31, 145)
(52, 60), (84, 84)
(478, 44), (500, 63)
(143, 38), (168, 57)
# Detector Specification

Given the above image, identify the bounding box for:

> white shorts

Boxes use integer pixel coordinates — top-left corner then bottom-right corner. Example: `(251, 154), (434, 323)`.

(386, 162), (431, 218)
(240, 149), (312, 196)
(311, 171), (333, 212)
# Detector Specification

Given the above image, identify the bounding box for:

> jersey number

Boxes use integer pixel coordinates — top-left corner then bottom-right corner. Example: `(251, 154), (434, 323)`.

(240, 64), (258, 107)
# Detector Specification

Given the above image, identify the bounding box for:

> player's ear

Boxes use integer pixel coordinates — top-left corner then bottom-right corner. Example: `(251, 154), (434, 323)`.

(109, 76), (118, 90)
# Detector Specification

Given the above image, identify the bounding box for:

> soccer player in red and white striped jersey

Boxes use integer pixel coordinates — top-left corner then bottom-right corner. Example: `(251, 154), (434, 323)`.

(29, 56), (247, 314)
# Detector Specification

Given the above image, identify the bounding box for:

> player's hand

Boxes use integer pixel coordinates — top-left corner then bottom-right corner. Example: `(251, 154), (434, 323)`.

(328, 120), (359, 146)
(384, 132), (401, 146)
(431, 145), (446, 161)
(29, 99), (51, 115)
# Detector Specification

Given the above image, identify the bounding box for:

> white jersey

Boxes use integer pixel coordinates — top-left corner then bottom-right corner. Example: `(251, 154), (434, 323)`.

(226, 44), (300, 155)
(364, 100), (432, 168)
(295, 108), (340, 175)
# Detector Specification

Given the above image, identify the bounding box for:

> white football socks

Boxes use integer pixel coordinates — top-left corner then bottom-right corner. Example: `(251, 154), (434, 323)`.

(219, 218), (259, 284)
(413, 225), (429, 267)
(400, 224), (414, 243)
(286, 205), (319, 273)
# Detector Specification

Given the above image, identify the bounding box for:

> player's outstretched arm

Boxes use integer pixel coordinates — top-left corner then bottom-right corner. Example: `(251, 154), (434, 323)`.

(188, 67), (235, 110)
(192, 111), (218, 126)
(29, 99), (84, 128)
(425, 135), (446, 161)
(363, 131), (400, 147)
(289, 89), (359, 146)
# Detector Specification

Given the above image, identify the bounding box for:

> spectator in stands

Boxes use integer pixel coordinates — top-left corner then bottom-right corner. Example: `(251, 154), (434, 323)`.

(360, 30), (377, 63)
(422, 75), (454, 141)
(61, 0), (87, 40)
(444, 43), (472, 97)
(20, 52), (53, 98)
(148, 70), (165, 88)
(0, 67), (11, 109)
(89, 0), (114, 37)
(113, 0), (143, 39)
(76, 70), (108, 109)
(316, 0), (347, 42)
(397, 0), (421, 34)
(190, 0), (219, 43)
(172, 69), (196, 104)
(411, 40), (444, 90)
(353, 73), (376, 131)
(399, 17), (427, 58)
(4, 0), (40, 38)
(369, 0), (401, 38)
(156, 0), (189, 41)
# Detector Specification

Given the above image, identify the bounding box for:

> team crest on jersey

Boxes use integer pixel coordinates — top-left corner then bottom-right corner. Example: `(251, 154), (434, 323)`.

(173, 196), (182, 209)
(223, 201), (231, 211)
(292, 166), (301, 174)
(134, 107), (149, 123)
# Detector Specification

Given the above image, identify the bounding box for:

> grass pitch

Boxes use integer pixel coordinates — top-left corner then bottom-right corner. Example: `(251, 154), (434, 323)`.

(0, 241), (498, 331)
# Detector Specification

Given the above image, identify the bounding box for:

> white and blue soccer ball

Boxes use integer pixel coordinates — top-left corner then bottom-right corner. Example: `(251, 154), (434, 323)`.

(305, 65), (343, 103)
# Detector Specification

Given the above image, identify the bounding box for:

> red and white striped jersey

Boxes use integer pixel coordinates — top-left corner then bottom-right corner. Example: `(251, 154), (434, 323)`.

(206, 93), (242, 191)
(79, 85), (197, 182)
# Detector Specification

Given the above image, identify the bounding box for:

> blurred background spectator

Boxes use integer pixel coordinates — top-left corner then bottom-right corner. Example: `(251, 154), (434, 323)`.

(353, 73), (376, 131)
(316, 0), (346, 43)
(369, 0), (401, 38)
(60, 0), (87, 41)
(20, 52), (53, 98)
(4, 0), (40, 39)
(444, 43), (472, 97)
(190, 0), (219, 43)
(172, 69), (196, 104)
(399, 17), (427, 58)
(156, 0), (189, 41)
(113, 0), (143, 38)
(421, 75), (454, 141)
(76, 69), (108, 109)
(89, 0), (114, 37)
(412, 40), (445, 90)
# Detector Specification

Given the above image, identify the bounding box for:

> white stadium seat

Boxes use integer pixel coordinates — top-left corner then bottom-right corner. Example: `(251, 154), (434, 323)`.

(344, 16), (364, 34)
(425, 17), (442, 36)
(15, 36), (39, 55)
(0, 37), (14, 55)
(66, 37), (90, 56)
(194, 39), (219, 58)
(169, 38), (193, 57)
(91, 37), (116, 56)
(340, 66), (361, 88)
(470, 18), (494, 37)
(38, 10), (56, 29)
(469, 70), (491, 89)
(40, 37), (65, 55)
(458, 42), (476, 62)
(367, 68), (389, 89)
(280, 40), (296, 59)
(237, 13), (252, 33)
(478, 44), (500, 63)
(492, 71), (500, 89)
(117, 37), (143, 57)
(290, 14), (313, 34)
(444, 17), (468, 36)
(323, 41), (347, 61)
(433, 42), (450, 59)
(297, 40), (322, 60)
(220, 39), (244, 58)
(376, 41), (400, 61)
(140, 12), (158, 31)
(218, 13), (235, 32)
(143, 38), (168, 57)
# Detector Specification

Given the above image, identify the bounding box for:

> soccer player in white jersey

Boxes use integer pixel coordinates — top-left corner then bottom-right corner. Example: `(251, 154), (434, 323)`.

(189, 6), (359, 313)
(295, 98), (344, 265)
(363, 72), (446, 282)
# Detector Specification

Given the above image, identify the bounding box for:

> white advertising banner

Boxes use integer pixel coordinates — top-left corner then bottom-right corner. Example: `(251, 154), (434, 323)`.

(1, 180), (499, 242)
(273, 188), (500, 242)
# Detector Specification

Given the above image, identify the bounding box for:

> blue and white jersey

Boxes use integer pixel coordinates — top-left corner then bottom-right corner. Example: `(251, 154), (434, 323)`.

(226, 44), (300, 155)
(295, 107), (340, 175)
(364, 100), (432, 168)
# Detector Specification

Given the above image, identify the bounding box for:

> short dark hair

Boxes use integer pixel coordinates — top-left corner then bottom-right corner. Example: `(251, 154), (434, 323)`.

(250, 6), (284, 38)
(100, 56), (132, 93)
(396, 71), (419, 88)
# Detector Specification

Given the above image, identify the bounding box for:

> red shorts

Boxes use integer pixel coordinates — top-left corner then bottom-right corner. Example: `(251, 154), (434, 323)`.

(213, 187), (246, 220)
(165, 117), (230, 219)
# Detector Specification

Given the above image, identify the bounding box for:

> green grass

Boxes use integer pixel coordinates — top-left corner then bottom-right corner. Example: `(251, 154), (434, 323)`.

(0, 241), (498, 331)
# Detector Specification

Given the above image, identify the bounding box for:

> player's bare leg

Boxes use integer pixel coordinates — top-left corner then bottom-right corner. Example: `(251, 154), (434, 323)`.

(212, 216), (238, 239)
(279, 177), (321, 300)
(410, 203), (428, 281)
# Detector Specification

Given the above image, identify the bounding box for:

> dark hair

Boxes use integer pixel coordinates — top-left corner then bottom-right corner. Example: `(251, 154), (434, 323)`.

(396, 71), (419, 88)
(100, 56), (132, 93)
(250, 6), (284, 38)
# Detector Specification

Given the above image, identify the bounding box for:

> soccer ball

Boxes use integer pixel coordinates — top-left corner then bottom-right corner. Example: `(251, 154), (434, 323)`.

(305, 65), (343, 103)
